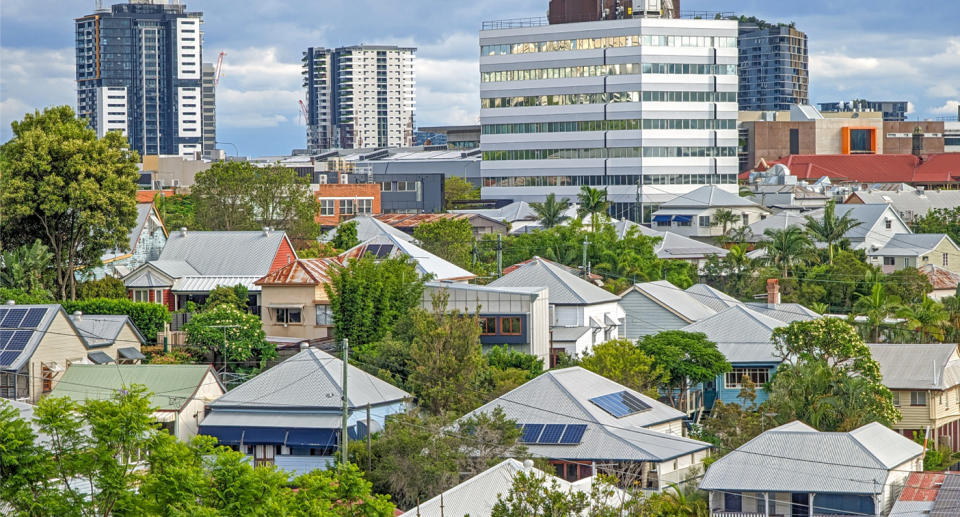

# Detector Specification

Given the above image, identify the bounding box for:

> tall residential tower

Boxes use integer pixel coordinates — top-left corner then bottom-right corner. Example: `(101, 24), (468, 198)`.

(737, 22), (808, 111)
(302, 45), (416, 151)
(75, 0), (212, 158)
(479, 11), (739, 220)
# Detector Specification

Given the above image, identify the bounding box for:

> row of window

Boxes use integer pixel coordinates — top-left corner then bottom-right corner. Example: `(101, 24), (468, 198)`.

(481, 35), (738, 56)
(318, 199), (374, 216)
(724, 368), (770, 389)
(482, 173), (737, 188)
(380, 180), (420, 192)
(479, 316), (523, 335)
(480, 62), (736, 83)
(481, 118), (737, 135)
(481, 90), (737, 109)
(481, 146), (737, 161)
(892, 391), (928, 407)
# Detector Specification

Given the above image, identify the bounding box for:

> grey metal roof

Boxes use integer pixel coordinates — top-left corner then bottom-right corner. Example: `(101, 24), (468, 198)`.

(625, 281), (716, 322)
(867, 343), (960, 390)
(890, 500), (934, 517)
(321, 215), (413, 243)
(655, 232), (729, 259)
(210, 348), (410, 410)
(425, 281), (545, 297)
(157, 230), (291, 276)
(659, 186), (760, 208)
(746, 204), (902, 243)
(745, 302), (820, 323)
(462, 367), (709, 462)
(700, 421), (922, 494)
(69, 314), (146, 347)
(867, 233), (952, 257)
(550, 326), (592, 342)
(488, 257), (619, 305)
(172, 275), (263, 293)
(200, 411), (342, 429)
(932, 473), (960, 517)
(87, 351), (115, 364)
(117, 347), (146, 360)
(341, 233), (476, 281)
(451, 201), (540, 223)
(685, 284), (743, 312)
(681, 305), (790, 363)
(143, 260), (199, 278)
(851, 189), (960, 219)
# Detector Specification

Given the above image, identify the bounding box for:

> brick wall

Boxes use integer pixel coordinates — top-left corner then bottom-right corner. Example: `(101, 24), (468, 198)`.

(314, 183), (382, 227)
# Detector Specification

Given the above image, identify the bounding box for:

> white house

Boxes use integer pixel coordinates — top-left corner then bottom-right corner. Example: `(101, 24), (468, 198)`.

(651, 186), (770, 238)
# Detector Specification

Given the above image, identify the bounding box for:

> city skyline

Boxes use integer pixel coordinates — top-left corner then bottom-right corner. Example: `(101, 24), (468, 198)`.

(2, 0), (959, 156)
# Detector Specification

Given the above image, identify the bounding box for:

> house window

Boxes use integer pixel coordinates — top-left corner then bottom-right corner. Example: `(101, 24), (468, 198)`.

(944, 253), (949, 267)
(357, 199), (373, 214)
(883, 257), (895, 266)
(275, 308), (302, 324)
(698, 216), (711, 227)
(904, 257), (911, 267)
(339, 199), (355, 215)
(892, 391), (900, 406)
(741, 213), (749, 226)
(885, 219), (892, 230)
(501, 316), (522, 335)
(911, 391), (927, 406)
(724, 368), (770, 389)
(316, 305), (333, 325)
(479, 316), (497, 334)
(319, 199), (335, 216)
(41, 364), (54, 393)
(132, 289), (163, 304)
(656, 220), (671, 227)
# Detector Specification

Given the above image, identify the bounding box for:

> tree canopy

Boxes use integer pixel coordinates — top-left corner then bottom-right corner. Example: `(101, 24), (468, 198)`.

(183, 304), (275, 370)
(413, 218), (474, 270)
(636, 331), (730, 409)
(580, 339), (666, 397)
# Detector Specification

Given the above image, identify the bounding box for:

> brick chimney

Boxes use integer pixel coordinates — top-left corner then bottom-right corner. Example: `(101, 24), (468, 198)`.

(766, 278), (781, 307)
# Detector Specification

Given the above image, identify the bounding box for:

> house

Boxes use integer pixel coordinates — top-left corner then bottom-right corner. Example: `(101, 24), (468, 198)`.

(488, 257), (624, 359)
(422, 282), (550, 363)
(68, 313), (147, 364)
(338, 233), (476, 282)
(685, 283), (743, 312)
(700, 421), (923, 516)
(619, 281), (716, 339)
(890, 471), (960, 517)
(452, 200), (578, 235)
(746, 203), (911, 251)
(254, 258), (340, 347)
(867, 233), (960, 273)
(199, 347), (410, 475)
(461, 367), (711, 489)
(320, 215), (414, 244)
(846, 187), (960, 223)
(650, 186), (770, 238)
(122, 228), (297, 312)
(88, 201), (168, 279)
(867, 343), (960, 451)
(398, 459), (625, 517)
(48, 364), (224, 441)
(0, 303), (142, 403)
(620, 220), (729, 270)
(918, 264), (960, 300)
(374, 213), (508, 238)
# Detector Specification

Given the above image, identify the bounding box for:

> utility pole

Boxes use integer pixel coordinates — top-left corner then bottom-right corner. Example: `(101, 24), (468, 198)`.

(366, 403), (372, 473)
(496, 233), (503, 277)
(209, 324), (239, 374)
(581, 236), (590, 279)
(341, 338), (349, 465)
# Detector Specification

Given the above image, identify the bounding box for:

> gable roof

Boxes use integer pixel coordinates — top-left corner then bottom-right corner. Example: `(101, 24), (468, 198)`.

(700, 421), (922, 494)
(0, 305), (72, 371)
(210, 348), (409, 410)
(69, 314), (146, 347)
(681, 305), (790, 363)
(867, 233), (953, 257)
(462, 367), (708, 462)
(102, 203), (166, 263)
(746, 204), (904, 243)
(450, 201), (540, 223)
(866, 343), (960, 390)
(155, 230), (292, 276)
(321, 215), (413, 243)
(489, 257), (619, 305)
(659, 186), (760, 208)
(744, 302), (821, 323)
(49, 364), (222, 411)
(685, 284), (743, 312)
(338, 233), (476, 281)
(623, 281), (716, 322)
(617, 221), (728, 258)
(918, 264), (960, 290)
(770, 153), (960, 184)
(255, 258), (339, 286)
(848, 189), (960, 218)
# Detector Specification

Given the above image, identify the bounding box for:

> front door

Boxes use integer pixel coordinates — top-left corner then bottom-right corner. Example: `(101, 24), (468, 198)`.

(724, 492), (742, 512)
(254, 444), (275, 467)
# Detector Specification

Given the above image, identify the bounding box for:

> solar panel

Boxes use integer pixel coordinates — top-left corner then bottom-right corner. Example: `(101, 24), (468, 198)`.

(373, 244), (394, 258)
(539, 424), (564, 444)
(5, 330), (32, 352)
(0, 351), (20, 367)
(589, 391), (652, 418)
(0, 308), (27, 329)
(0, 330), (12, 348)
(0, 308), (7, 323)
(559, 424), (587, 444)
(521, 424), (544, 444)
(364, 244), (381, 257)
(20, 308), (46, 329)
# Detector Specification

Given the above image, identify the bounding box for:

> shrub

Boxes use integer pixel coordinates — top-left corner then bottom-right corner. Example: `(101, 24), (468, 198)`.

(62, 298), (170, 344)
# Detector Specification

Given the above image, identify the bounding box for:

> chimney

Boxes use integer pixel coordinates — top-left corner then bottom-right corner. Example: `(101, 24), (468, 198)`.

(179, 227), (188, 237)
(766, 278), (781, 307)
(912, 125), (924, 159)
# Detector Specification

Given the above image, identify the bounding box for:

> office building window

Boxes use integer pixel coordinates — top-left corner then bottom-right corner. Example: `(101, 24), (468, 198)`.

(339, 199), (355, 215)
(849, 129), (874, 153)
(357, 199), (373, 214)
(789, 128), (800, 155)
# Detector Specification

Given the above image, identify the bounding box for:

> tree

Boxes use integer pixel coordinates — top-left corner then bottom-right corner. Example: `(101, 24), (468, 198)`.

(191, 161), (257, 231)
(760, 226), (813, 277)
(248, 165), (320, 240)
(444, 176), (480, 210)
(912, 206), (960, 245)
(325, 255), (424, 347)
(76, 276), (127, 300)
(413, 218), (474, 269)
(183, 304), (275, 370)
(1, 106), (140, 300)
(711, 208), (739, 238)
(530, 193), (571, 229)
(330, 220), (360, 250)
(204, 283), (250, 312)
(577, 186), (609, 233)
(897, 297), (950, 342)
(884, 267), (933, 305)
(486, 345), (544, 379)
(491, 470), (661, 517)
(580, 339), (667, 397)
(635, 331), (730, 409)
(943, 295), (960, 342)
(407, 291), (486, 415)
(699, 378), (762, 454)
(0, 240), (53, 293)
(153, 193), (195, 232)
(804, 200), (862, 264)
(853, 282), (901, 342)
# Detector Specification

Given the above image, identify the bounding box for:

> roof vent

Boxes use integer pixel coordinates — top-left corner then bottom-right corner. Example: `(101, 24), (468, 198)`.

(5, 300), (15, 305)
(523, 459), (534, 469)
(73, 310), (82, 321)
(299, 341), (310, 350)
(180, 227), (188, 236)
(263, 227), (271, 236)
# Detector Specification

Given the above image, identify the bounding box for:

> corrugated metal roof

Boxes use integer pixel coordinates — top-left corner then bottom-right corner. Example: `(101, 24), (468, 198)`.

(746, 204), (902, 243)
(210, 348), (410, 410)
(451, 201), (540, 223)
(145, 260), (199, 277)
(255, 259), (338, 286)
(867, 233), (952, 256)
(320, 215), (413, 243)
(157, 230), (290, 276)
(681, 305), (792, 363)
(199, 411), (341, 429)
(462, 367), (709, 462)
(338, 234), (476, 281)
(49, 365), (222, 411)
(425, 281), (545, 297)
(69, 314), (146, 347)
(700, 421), (922, 493)
(627, 281), (716, 322)
(550, 326), (592, 342)
(172, 276), (263, 293)
(489, 257), (619, 305)
(744, 302), (820, 323)
(867, 343), (960, 390)
(659, 186), (760, 208)
(771, 153), (960, 184)
(685, 284), (743, 312)
(919, 264), (960, 290)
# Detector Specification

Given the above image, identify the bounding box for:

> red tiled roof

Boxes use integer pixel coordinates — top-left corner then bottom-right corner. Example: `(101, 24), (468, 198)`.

(136, 189), (175, 203)
(254, 258), (340, 286)
(765, 153), (960, 184)
(898, 472), (946, 502)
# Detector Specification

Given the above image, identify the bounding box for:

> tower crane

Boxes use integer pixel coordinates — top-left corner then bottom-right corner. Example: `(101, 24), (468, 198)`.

(214, 51), (226, 87)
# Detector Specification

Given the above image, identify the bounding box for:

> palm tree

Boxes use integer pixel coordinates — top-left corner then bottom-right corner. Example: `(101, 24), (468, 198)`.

(726, 225), (753, 247)
(942, 295), (960, 342)
(654, 484), (709, 517)
(529, 193), (571, 229)
(897, 297), (950, 342)
(577, 186), (609, 233)
(804, 200), (862, 264)
(853, 282), (901, 342)
(760, 226), (813, 277)
(711, 208), (740, 238)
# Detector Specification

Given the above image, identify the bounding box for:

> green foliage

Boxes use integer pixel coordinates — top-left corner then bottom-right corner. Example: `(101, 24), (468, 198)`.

(183, 304), (275, 369)
(697, 379), (762, 455)
(759, 226), (814, 277)
(153, 193), (195, 231)
(853, 282), (901, 342)
(76, 276), (127, 300)
(330, 220), (360, 251)
(912, 431), (960, 471)
(352, 334), (414, 388)
(885, 267), (934, 305)
(0, 287), (55, 305)
(413, 218), (475, 269)
(486, 345), (544, 378)
(912, 206), (960, 244)
(577, 186), (609, 233)
(711, 208), (740, 239)
(1, 106), (140, 300)
(580, 339), (667, 397)
(62, 298), (170, 344)
(297, 240), (339, 258)
(701, 245), (760, 300)
(530, 193), (571, 229)
(444, 176), (480, 210)
(1, 240), (53, 293)
(789, 250), (873, 310)
(636, 331), (730, 408)
(804, 200), (862, 264)
(896, 296), (949, 342)
(203, 283), (249, 312)
(324, 255), (424, 348)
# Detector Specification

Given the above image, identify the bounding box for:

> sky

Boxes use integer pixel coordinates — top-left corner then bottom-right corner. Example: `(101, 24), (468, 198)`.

(1, 0), (959, 157)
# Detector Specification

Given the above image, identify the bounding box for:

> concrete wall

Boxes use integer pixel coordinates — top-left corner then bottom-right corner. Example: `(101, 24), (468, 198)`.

(884, 121), (946, 155)
(142, 155), (212, 189)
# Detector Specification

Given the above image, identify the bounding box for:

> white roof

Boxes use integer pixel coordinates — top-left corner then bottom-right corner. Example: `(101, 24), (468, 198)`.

(340, 233), (476, 281)
(867, 343), (960, 390)
(625, 281), (716, 322)
(658, 186), (761, 208)
(172, 275), (263, 293)
(320, 215), (413, 243)
(489, 257), (619, 305)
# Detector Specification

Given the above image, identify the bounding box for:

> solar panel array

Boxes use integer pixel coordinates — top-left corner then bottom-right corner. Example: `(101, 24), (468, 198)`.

(0, 307), (47, 329)
(0, 308), (47, 368)
(589, 391), (652, 418)
(0, 329), (34, 368)
(518, 423), (587, 445)
(364, 244), (395, 258)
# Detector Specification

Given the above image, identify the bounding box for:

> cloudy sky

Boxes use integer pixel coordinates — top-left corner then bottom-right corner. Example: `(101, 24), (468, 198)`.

(1, 0), (958, 156)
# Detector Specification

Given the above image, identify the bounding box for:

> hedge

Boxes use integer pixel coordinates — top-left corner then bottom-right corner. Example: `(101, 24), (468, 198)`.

(62, 298), (171, 344)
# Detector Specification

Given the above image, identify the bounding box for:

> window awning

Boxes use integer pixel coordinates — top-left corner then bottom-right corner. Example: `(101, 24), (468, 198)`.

(117, 347), (146, 360)
(198, 425), (338, 448)
(87, 351), (115, 364)
(652, 215), (673, 223)
(266, 304), (305, 309)
(672, 215), (693, 223)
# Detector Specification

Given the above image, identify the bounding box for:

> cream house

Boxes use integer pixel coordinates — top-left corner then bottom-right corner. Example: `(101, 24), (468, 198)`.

(867, 233), (960, 274)
(254, 258), (340, 345)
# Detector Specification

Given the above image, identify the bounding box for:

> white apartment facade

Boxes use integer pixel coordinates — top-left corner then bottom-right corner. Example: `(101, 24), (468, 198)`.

(478, 17), (740, 220)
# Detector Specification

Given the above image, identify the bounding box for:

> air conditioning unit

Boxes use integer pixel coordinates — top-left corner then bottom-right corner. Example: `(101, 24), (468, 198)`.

(340, 174), (349, 184)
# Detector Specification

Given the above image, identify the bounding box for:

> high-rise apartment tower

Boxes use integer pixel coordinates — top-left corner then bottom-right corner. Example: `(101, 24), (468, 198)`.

(737, 22), (808, 111)
(302, 45), (416, 151)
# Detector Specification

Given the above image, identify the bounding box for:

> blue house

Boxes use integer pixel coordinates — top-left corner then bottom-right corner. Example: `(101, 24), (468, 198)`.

(199, 347), (410, 475)
(85, 202), (167, 280)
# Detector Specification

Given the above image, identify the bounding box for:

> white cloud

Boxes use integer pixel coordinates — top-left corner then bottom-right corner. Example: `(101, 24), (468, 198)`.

(931, 100), (960, 115)
(906, 101), (915, 115)
(0, 46), (75, 139)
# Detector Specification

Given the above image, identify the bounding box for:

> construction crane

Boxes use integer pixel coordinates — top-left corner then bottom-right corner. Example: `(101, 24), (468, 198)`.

(298, 100), (309, 126)
(213, 51), (226, 87)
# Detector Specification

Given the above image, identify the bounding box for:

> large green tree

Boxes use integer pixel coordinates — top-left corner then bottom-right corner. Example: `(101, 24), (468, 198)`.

(853, 282), (901, 342)
(897, 297), (950, 342)
(444, 176), (480, 210)
(580, 339), (667, 397)
(884, 267), (933, 305)
(576, 186), (609, 233)
(183, 303), (275, 370)
(760, 226), (813, 277)
(1, 106), (140, 300)
(330, 220), (360, 250)
(413, 218), (474, 269)
(530, 193), (571, 229)
(635, 331), (730, 409)
(804, 200), (862, 264)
